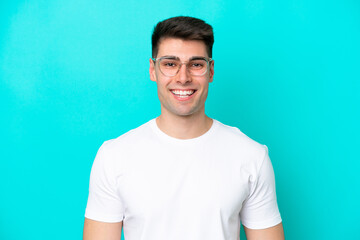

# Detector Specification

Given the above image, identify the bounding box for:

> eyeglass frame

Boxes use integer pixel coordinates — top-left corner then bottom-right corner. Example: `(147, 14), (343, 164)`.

(151, 56), (213, 77)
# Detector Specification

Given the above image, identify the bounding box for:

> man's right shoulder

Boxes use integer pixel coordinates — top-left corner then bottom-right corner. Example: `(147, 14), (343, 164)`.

(99, 119), (155, 153)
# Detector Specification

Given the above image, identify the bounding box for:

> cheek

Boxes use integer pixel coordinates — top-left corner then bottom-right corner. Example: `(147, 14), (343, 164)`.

(156, 76), (172, 90)
(200, 82), (210, 100)
(156, 81), (169, 99)
(200, 80), (210, 91)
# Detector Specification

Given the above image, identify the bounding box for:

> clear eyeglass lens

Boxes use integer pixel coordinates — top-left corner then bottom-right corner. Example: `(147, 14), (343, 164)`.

(158, 59), (208, 76)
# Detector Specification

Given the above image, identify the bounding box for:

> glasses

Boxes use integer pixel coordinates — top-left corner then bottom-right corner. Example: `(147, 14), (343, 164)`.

(152, 56), (213, 77)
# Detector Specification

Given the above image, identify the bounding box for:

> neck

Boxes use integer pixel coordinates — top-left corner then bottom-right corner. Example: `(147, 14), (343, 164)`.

(156, 109), (213, 140)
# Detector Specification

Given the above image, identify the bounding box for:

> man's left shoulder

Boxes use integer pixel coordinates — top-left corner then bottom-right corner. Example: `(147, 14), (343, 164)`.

(213, 119), (268, 158)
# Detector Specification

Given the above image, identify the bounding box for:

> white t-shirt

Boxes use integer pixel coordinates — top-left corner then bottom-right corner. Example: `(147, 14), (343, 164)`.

(85, 119), (282, 240)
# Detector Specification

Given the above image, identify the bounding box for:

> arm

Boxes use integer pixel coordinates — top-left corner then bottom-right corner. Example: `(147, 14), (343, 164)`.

(84, 143), (125, 239)
(83, 218), (122, 240)
(244, 222), (284, 240)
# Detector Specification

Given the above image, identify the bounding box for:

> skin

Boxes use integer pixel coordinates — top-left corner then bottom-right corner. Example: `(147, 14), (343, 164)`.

(83, 219), (122, 240)
(83, 37), (285, 240)
(244, 223), (285, 240)
(149, 38), (214, 139)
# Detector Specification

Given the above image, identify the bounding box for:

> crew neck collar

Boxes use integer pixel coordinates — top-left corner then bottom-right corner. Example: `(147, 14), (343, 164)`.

(149, 118), (218, 144)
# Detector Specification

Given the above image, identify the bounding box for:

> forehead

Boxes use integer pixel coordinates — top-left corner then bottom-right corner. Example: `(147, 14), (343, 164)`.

(157, 38), (208, 59)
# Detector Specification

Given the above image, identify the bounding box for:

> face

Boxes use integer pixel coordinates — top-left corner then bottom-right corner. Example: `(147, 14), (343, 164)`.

(149, 38), (214, 118)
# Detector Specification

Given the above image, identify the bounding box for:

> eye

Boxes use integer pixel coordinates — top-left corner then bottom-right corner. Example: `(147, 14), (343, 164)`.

(189, 60), (205, 69)
(192, 63), (203, 67)
(161, 60), (178, 68)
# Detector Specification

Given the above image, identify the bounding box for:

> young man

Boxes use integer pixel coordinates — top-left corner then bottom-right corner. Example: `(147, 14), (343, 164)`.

(83, 16), (284, 240)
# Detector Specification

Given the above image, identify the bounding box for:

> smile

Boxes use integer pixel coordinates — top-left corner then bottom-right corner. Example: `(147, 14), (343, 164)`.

(170, 89), (196, 98)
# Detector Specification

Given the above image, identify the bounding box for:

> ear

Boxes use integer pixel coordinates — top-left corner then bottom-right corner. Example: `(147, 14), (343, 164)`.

(149, 58), (157, 82)
(208, 60), (214, 83)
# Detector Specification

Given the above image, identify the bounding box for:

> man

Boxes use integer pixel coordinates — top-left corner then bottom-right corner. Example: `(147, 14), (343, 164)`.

(83, 16), (284, 240)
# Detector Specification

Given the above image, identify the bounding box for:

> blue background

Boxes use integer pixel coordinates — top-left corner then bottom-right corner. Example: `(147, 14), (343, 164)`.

(1, 0), (359, 239)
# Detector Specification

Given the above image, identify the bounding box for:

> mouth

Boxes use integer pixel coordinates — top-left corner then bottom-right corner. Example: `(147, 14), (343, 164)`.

(170, 89), (196, 98)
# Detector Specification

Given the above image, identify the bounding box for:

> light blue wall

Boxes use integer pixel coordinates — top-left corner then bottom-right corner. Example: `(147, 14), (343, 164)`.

(1, 0), (359, 239)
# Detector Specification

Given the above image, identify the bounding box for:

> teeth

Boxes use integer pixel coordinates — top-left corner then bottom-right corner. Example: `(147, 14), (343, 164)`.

(171, 90), (195, 96)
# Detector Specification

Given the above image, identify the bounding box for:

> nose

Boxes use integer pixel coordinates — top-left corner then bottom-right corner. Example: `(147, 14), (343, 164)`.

(177, 63), (191, 84)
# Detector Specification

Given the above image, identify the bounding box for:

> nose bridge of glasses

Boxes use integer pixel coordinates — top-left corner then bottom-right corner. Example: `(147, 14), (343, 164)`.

(177, 61), (190, 76)
(180, 61), (189, 70)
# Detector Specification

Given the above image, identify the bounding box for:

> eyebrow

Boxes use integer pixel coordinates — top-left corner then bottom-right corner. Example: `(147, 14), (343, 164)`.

(160, 55), (207, 61)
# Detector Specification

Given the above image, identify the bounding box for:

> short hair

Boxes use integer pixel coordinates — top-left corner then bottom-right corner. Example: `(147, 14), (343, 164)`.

(151, 16), (214, 58)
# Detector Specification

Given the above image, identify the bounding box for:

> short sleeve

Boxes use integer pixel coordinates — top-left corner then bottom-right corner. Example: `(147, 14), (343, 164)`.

(240, 146), (282, 229)
(85, 142), (125, 222)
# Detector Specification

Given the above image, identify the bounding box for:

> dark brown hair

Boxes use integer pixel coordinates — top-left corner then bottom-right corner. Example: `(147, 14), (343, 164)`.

(152, 16), (214, 58)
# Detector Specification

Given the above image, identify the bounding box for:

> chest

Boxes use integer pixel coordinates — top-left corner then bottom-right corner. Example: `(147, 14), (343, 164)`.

(116, 148), (251, 223)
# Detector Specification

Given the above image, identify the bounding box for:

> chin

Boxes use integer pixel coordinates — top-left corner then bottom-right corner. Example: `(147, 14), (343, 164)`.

(171, 108), (201, 117)
(161, 100), (203, 117)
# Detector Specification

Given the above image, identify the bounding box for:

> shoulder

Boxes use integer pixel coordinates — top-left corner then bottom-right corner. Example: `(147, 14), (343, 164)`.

(214, 120), (267, 154)
(100, 119), (155, 151)
(94, 119), (155, 165)
(212, 120), (269, 168)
